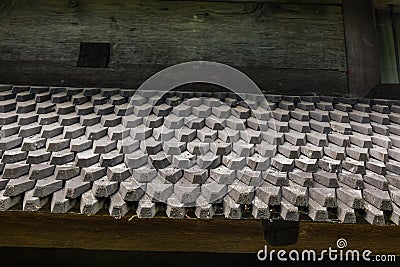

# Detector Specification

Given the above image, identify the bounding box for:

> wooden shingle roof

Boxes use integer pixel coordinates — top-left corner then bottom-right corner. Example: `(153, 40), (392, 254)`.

(0, 84), (399, 227)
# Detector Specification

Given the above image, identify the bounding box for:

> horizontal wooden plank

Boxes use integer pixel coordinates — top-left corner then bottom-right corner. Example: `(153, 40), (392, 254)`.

(0, 211), (399, 255)
(373, 0), (400, 10)
(0, 60), (348, 96)
(0, 0), (346, 71)
(164, 0), (342, 4)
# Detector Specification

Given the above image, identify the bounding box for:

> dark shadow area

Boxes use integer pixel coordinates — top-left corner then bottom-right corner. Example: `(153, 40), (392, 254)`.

(77, 42), (110, 68)
(0, 247), (397, 267)
(171, 82), (231, 93)
(365, 84), (400, 100)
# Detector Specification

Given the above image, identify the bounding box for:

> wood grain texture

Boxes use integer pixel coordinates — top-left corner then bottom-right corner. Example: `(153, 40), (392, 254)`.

(0, 0), (348, 95)
(0, 211), (399, 255)
(343, 0), (381, 97)
(0, 61), (348, 95)
(373, 0), (400, 10)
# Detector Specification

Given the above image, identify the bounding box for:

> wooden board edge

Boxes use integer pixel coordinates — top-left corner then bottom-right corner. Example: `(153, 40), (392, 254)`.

(0, 211), (399, 255)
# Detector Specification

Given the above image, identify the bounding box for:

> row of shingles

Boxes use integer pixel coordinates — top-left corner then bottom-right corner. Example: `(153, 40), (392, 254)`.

(161, 94), (311, 220)
(304, 97), (337, 221)
(290, 98), (400, 226)
(107, 91), (219, 219)
(76, 88), (177, 217)
(213, 95), (275, 219)
(26, 86), (81, 212)
(323, 97), (367, 224)
(333, 97), (399, 225)
(184, 95), (269, 219)
(307, 97), (356, 223)
(264, 96), (366, 223)
(0, 85), (69, 211)
(189, 94), (280, 219)
(224, 95), (281, 219)
(29, 86), (103, 215)
(123, 91), (175, 218)
(153, 96), (228, 219)
(129, 92), (273, 219)
(122, 91), (205, 219)
(0, 85), (135, 216)
(126, 92), (211, 218)
(0, 87), (309, 219)
(3, 85), (396, 223)
(263, 95), (328, 222)
(117, 92), (296, 218)
(359, 99), (400, 225)
(100, 90), (205, 219)
(0, 85), (94, 212)
(50, 90), (400, 224)
(71, 87), (138, 217)
(338, 98), (380, 224)
(0, 85), (382, 222)
(120, 92), (171, 218)
(0, 87), (227, 216)
(314, 97), (396, 225)
(0, 85), (31, 210)
(386, 100), (400, 225)
(111, 90), (230, 218)
(315, 97), (366, 224)
(280, 96), (393, 224)
(0, 85), (57, 210)
(50, 87), (153, 217)
(177, 94), (284, 220)
(79, 91), (346, 220)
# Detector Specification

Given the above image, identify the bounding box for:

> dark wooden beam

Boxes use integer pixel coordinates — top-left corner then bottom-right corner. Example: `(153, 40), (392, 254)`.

(0, 0), (348, 95)
(343, 0), (381, 97)
(0, 211), (399, 255)
(0, 61), (348, 96)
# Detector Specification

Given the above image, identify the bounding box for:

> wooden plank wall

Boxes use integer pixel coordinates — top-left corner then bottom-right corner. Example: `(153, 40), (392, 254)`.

(0, 0), (348, 95)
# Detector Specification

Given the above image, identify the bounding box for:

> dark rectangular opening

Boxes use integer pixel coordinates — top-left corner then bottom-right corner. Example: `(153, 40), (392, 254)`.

(77, 42), (110, 68)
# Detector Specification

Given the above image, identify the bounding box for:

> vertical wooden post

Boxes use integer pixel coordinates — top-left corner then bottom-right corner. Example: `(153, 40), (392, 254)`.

(343, 0), (381, 97)
(390, 4), (400, 81)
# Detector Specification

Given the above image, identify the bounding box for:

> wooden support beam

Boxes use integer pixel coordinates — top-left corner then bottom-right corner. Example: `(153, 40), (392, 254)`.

(0, 211), (400, 255)
(343, 0), (381, 97)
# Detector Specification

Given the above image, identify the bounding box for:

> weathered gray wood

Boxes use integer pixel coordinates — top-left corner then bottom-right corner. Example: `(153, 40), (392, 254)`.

(336, 199), (356, 223)
(363, 202), (385, 225)
(280, 198), (299, 221)
(0, 0), (347, 95)
(23, 189), (49, 211)
(307, 198), (329, 222)
(336, 186), (364, 209)
(251, 196), (270, 219)
(195, 196), (215, 219)
(282, 182), (308, 207)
